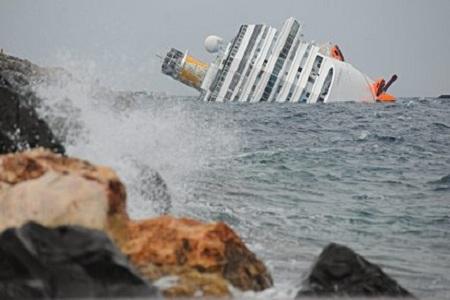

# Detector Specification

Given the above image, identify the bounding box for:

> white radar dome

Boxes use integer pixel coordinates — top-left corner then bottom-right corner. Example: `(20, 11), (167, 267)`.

(204, 35), (224, 53)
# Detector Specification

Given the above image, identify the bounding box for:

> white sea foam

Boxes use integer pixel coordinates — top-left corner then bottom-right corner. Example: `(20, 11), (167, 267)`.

(32, 51), (240, 218)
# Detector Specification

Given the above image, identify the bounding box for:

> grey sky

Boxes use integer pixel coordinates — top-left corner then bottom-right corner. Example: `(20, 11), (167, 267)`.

(1, 0), (449, 97)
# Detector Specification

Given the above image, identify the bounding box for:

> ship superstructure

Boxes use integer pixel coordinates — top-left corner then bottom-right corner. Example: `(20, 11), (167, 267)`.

(161, 17), (397, 103)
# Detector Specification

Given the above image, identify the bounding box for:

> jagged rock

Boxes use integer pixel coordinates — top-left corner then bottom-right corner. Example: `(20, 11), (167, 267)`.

(0, 131), (16, 154)
(139, 168), (171, 214)
(0, 149), (129, 244)
(0, 171), (108, 231)
(132, 161), (172, 215)
(0, 53), (66, 154)
(296, 243), (414, 298)
(0, 222), (159, 299)
(123, 216), (273, 297)
(0, 53), (78, 149)
(0, 86), (65, 154)
(0, 149), (272, 297)
(0, 53), (40, 90)
(0, 53), (71, 92)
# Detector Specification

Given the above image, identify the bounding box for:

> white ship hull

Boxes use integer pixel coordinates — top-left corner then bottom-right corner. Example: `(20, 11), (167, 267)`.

(161, 17), (396, 103)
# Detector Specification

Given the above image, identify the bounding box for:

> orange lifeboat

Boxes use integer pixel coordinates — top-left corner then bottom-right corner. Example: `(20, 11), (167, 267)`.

(371, 75), (398, 102)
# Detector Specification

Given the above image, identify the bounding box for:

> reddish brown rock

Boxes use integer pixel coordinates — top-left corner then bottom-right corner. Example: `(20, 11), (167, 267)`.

(122, 216), (273, 296)
(0, 149), (273, 297)
(0, 148), (129, 243)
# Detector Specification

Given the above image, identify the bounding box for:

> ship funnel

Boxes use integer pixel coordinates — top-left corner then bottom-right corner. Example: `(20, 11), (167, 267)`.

(204, 35), (224, 53)
(161, 48), (209, 90)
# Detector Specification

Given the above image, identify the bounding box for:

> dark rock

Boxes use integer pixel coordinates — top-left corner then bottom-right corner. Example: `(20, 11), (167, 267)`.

(134, 162), (172, 214)
(0, 222), (160, 299)
(296, 243), (414, 298)
(438, 94), (450, 99)
(0, 131), (16, 154)
(0, 54), (45, 99)
(0, 86), (65, 154)
(0, 53), (77, 149)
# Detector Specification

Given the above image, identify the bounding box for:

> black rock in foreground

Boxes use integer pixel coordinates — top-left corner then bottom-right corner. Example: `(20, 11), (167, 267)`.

(296, 243), (414, 298)
(0, 86), (65, 154)
(0, 222), (160, 299)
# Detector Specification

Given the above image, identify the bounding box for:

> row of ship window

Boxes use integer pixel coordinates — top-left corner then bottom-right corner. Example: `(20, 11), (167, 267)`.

(226, 25), (264, 100)
(232, 27), (270, 101)
(208, 25), (249, 100)
(260, 22), (300, 101)
(208, 22), (330, 103)
(271, 39), (302, 100)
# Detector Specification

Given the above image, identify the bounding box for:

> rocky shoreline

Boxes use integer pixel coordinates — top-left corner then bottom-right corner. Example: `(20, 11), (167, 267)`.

(0, 52), (414, 299)
(0, 53), (65, 155)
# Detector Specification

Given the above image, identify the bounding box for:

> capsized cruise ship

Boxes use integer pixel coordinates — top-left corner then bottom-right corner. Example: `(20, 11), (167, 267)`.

(161, 17), (397, 103)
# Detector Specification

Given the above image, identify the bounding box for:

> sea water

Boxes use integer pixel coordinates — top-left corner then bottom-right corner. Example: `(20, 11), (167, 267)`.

(33, 58), (450, 299)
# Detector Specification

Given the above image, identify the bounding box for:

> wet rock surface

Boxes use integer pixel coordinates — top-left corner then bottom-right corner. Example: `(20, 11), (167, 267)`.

(296, 243), (414, 298)
(0, 53), (65, 154)
(123, 216), (273, 297)
(0, 86), (65, 154)
(133, 161), (172, 215)
(0, 53), (71, 93)
(0, 53), (40, 91)
(0, 222), (159, 300)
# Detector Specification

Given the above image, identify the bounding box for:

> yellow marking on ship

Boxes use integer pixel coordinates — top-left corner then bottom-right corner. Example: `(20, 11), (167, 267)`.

(179, 55), (209, 89)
